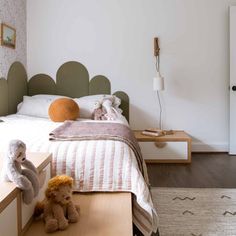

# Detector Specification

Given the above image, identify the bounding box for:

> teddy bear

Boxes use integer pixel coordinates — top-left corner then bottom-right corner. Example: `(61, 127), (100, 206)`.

(34, 175), (80, 233)
(0, 139), (40, 204)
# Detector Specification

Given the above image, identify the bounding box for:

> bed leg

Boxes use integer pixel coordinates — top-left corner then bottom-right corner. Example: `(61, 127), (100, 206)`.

(151, 230), (160, 236)
(133, 223), (142, 236)
(133, 224), (160, 236)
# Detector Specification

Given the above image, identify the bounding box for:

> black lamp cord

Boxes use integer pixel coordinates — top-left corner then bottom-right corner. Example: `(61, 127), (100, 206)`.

(155, 55), (163, 130)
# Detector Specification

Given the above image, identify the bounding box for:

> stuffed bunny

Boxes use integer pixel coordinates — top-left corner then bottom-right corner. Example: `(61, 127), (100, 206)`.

(0, 140), (40, 204)
(92, 100), (107, 120)
(102, 98), (117, 120)
(92, 96), (122, 121)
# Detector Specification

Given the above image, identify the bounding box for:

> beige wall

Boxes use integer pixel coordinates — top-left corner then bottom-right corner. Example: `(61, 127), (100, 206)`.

(27, 0), (236, 151)
(0, 0), (27, 78)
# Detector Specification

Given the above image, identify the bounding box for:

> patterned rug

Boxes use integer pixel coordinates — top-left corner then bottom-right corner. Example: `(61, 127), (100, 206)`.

(151, 188), (236, 236)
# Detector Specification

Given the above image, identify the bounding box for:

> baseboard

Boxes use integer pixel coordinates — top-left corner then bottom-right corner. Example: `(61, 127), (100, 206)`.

(192, 142), (228, 152)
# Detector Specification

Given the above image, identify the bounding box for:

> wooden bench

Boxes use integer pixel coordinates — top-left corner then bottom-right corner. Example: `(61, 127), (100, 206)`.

(24, 193), (132, 236)
(0, 152), (52, 236)
(0, 152), (133, 236)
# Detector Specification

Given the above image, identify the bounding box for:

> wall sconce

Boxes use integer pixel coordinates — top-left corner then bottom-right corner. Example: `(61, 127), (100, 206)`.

(153, 37), (164, 130)
(153, 37), (164, 91)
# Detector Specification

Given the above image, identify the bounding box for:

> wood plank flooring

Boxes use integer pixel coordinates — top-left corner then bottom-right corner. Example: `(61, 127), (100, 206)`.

(147, 153), (236, 188)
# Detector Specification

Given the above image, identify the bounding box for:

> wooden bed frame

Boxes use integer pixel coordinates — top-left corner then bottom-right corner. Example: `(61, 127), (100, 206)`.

(0, 61), (129, 121)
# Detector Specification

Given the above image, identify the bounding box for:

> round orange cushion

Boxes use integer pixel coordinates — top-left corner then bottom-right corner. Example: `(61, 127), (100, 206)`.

(48, 98), (79, 122)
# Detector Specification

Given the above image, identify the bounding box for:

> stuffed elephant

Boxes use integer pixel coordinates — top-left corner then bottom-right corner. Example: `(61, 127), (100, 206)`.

(0, 140), (40, 204)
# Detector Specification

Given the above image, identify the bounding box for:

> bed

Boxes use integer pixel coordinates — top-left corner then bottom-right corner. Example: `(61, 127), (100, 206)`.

(0, 61), (158, 236)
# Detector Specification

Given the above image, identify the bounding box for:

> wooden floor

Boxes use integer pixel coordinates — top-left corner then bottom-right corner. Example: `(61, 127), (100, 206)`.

(147, 153), (236, 188)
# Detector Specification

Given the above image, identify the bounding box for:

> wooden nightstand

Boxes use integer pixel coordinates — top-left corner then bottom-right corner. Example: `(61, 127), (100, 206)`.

(134, 130), (192, 163)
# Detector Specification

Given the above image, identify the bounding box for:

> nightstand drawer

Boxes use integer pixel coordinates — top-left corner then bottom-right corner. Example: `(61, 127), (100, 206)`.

(140, 141), (188, 161)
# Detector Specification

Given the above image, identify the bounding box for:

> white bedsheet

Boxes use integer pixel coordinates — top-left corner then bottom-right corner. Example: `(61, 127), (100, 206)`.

(0, 114), (158, 235)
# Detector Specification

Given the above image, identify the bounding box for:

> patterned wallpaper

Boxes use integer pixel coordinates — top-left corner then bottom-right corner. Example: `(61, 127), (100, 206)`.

(0, 0), (27, 78)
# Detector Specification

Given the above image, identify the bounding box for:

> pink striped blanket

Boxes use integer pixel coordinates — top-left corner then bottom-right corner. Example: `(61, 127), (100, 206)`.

(49, 121), (149, 183)
(49, 121), (158, 235)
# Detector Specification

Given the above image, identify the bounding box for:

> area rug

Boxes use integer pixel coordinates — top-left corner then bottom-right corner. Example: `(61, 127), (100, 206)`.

(151, 188), (236, 236)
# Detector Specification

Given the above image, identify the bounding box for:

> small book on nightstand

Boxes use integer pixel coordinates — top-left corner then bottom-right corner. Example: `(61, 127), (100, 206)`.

(145, 128), (163, 133)
(142, 128), (174, 137)
(142, 129), (164, 137)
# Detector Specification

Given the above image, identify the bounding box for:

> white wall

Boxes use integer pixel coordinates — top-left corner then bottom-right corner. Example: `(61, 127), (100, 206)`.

(27, 0), (236, 151)
(0, 0), (27, 78)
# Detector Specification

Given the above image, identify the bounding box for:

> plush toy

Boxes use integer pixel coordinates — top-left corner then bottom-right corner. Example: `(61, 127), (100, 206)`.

(0, 140), (40, 204)
(92, 96), (122, 121)
(92, 100), (107, 120)
(102, 98), (117, 120)
(34, 175), (80, 233)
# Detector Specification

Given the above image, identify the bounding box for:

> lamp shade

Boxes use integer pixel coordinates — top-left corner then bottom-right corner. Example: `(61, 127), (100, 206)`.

(153, 71), (164, 91)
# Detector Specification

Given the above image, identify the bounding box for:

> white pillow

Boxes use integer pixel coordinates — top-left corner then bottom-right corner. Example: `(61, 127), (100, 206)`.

(17, 96), (50, 118)
(17, 102), (23, 112)
(32, 94), (68, 99)
(74, 94), (121, 119)
(17, 95), (69, 118)
(17, 94), (67, 113)
(17, 94), (122, 119)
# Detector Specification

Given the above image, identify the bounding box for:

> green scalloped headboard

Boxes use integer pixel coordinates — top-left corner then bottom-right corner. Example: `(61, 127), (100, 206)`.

(0, 61), (129, 121)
